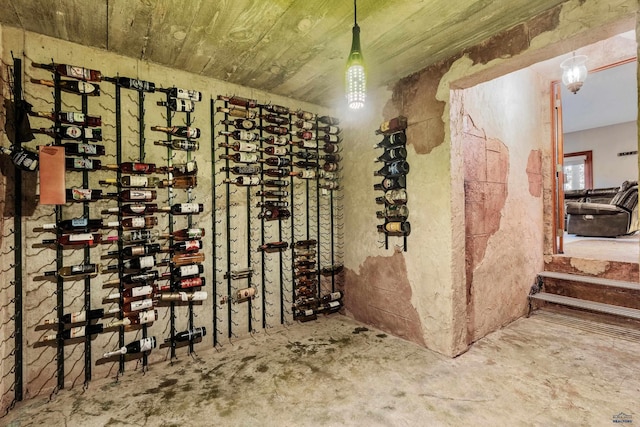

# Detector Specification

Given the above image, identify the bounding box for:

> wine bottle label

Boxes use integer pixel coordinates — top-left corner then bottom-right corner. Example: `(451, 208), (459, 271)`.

(68, 233), (94, 242)
(131, 284), (153, 297)
(129, 217), (146, 228)
(138, 310), (157, 324)
(72, 158), (93, 169)
(131, 163), (152, 173)
(270, 136), (288, 145)
(71, 218), (89, 227)
(175, 88), (201, 101)
(70, 264), (90, 274)
(328, 301), (341, 308)
(237, 153), (259, 163)
(235, 166), (260, 174)
(175, 140), (198, 150)
(177, 277), (203, 288)
(176, 203), (200, 214)
(299, 140), (317, 149)
(127, 176), (148, 187)
(299, 170), (316, 179)
(127, 204), (147, 214)
(71, 188), (92, 200)
(384, 222), (404, 233)
(238, 142), (257, 152)
(182, 240), (201, 252)
(69, 311), (87, 323)
(63, 126), (83, 139)
(68, 326), (86, 339)
(298, 121), (313, 130)
(238, 120), (254, 130)
(127, 230), (152, 241)
(63, 112), (85, 123)
(77, 81), (96, 94)
(236, 287), (255, 299)
(76, 143), (98, 155)
(271, 146), (288, 155)
(139, 337), (155, 352)
(128, 272), (157, 283)
(245, 176), (260, 185)
(179, 265), (200, 276)
(130, 299), (153, 311)
(127, 190), (153, 200)
(66, 66), (89, 80)
(12, 151), (38, 170)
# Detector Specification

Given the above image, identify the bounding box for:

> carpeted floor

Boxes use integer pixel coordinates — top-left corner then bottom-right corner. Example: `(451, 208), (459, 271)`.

(563, 232), (639, 263)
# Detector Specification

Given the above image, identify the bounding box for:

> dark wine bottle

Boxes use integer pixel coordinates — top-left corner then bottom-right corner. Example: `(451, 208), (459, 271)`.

(30, 78), (100, 96)
(223, 176), (260, 186)
(294, 239), (317, 248)
(217, 95), (257, 108)
(103, 76), (155, 92)
(159, 277), (205, 291)
(171, 240), (203, 253)
(166, 327), (206, 343)
(295, 161), (318, 169)
(293, 150), (318, 160)
(42, 218), (104, 233)
(323, 143), (342, 154)
(103, 270), (159, 286)
(263, 168), (291, 178)
(257, 241), (289, 252)
(103, 203), (164, 216)
(62, 142), (105, 156)
(43, 308), (104, 325)
(103, 337), (156, 358)
(29, 111), (102, 127)
(33, 126), (102, 141)
(221, 165), (261, 175)
(157, 99), (195, 112)
(374, 161), (410, 177)
(220, 118), (256, 130)
(65, 188), (112, 202)
(151, 126), (200, 139)
(374, 176), (406, 191)
(109, 243), (163, 258)
(260, 157), (290, 167)
(0, 146), (38, 171)
(296, 130), (316, 140)
(172, 264), (204, 278)
(318, 125), (341, 135)
(170, 203), (203, 214)
(258, 208), (291, 220)
(261, 104), (289, 115)
(43, 263), (100, 279)
(376, 116), (408, 135)
(260, 114), (289, 125)
(376, 147), (407, 163)
(318, 115), (340, 125)
(256, 201), (289, 208)
(66, 157), (102, 171)
(256, 190), (288, 198)
(157, 87), (202, 101)
(260, 146), (288, 156)
(219, 130), (260, 141)
(374, 131), (406, 148)
(32, 62), (102, 81)
(321, 134), (342, 143)
(262, 179), (289, 187)
(260, 125), (288, 135)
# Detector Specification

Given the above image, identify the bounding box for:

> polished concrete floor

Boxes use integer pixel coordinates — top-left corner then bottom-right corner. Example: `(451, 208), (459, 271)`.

(3, 312), (640, 426)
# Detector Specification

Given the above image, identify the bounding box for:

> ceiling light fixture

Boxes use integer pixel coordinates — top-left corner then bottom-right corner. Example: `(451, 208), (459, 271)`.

(560, 54), (588, 94)
(346, 0), (365, 109)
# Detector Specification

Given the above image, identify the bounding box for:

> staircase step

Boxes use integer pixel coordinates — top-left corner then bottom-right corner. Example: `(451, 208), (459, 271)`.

(539, 271), (640, 291)
(530, 292), (640, 320)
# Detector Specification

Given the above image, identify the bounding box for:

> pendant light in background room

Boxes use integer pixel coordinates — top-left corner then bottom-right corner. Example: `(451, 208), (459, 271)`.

(560, 54), (588, 94)
(345, 0), (365, 109)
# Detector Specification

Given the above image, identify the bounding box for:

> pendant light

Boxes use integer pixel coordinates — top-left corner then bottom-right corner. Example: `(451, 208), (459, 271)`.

(345, 0), (365, 110)
(560, 54), (588, 94)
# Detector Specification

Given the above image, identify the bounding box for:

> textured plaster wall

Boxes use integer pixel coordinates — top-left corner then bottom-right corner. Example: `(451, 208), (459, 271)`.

(0, 26), (331, 409)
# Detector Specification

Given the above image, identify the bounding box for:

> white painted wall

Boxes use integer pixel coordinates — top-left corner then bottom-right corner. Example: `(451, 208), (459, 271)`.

(564, 121), (638, 188)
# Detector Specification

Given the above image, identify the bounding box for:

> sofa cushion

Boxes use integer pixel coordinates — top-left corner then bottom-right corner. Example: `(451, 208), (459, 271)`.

(565, 202), (625, 216)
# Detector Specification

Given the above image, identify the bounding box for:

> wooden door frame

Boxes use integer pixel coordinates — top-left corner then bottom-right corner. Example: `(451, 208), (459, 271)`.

(563, 150), (594, 189)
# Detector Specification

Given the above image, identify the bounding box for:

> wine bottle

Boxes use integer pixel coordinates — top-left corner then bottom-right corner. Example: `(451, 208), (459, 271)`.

(220, 118), (256, 130)
(106, 309), (157, 328)
(260, 114), (289, 125)
(320, 291), (344, 304)
(376, 205), (409, 220)
(377, 221), (411, 235)
(106, 255), (156, 272)
(164, 228), (206, 240)
(65, 157), (102, 171)
(263, 168), (290, 178)
(258, 208), (291, 220)
(290, 170), (317, 180)
(65, 188), (112, 202)
(100, 176), (161, 188)
(294, 239), (317, 248)
(42, 218), (104, 233)
(374, 131), (406, 148)
(171, 240), (203, 253)
(376, 116), (408, 135)
(159, 277), (205, 291)
(153, 139), (199, 151)
(234, 287), (256, 302)
(106, 284), (157, 300)
(102, 162), (157, 174)
(296, 110), (316, 121)
(264, 135), (288, 146)
(117, 190), (157, 202)
(166, 326), (206, 343)
(257, 241), (288, 252)
(119, 230), (161, 244)
(30, 78), (100, 96)
(318, 115), (340, 125)
(32, 62), (102, 81)
(43, 263), (100, 279)
(157, 87), (202, 101)
(108, 299), (156, 315)
(0, 146), (39, 171)
(159, 160), (198, 176)
(103, 203), (165, 216)
(374, 161), (410, 177)
(295, 120), (314, 130)
(29, 111), (101, 127)
(320, 264), (344, 275)
(61, 142), (105, 156)
(103, 337), (156, 358)
(260, 125), (288, 135)
(161, 176), (198, 189)
(41, 233), (103, 247)
(171, 264), (204, 278)
(321, 134), (342, 143)
(318, 300), (343, 315)
(33, 126), (102, 141)
(318, 170), (339, 181)
(261, 104), (289, 115)
(108, 243), (163, 258)
(259, 146), (288, 156)
(259, 157), (290, 167)
(219, 130), (260, 141)
(221, 165), (261, 175)
(262, 179), (289, 187)
(157, 99), (194, 112)
(150, 126), (200, 139)
(374, 176), (406, 191)
(295, 161), (318, 169)
(319, 181), (340, 190)
(322, 162), (340, 172)
(217, 95), (257, 108)
(323, 143), (342, 154)
(375, 189), (408, 205)
(103, 271), (159, 286)
(103, 76), (155, 92)
(170, 203), (203, 214)
(376, 147), (407, 163)
(164, 252), (205, 267)
(218, 141), (258, 153)
(109, 216), (158, 229)
(159, 290), (208, 302)
(256, 190), (288, 198)
(223, 176), (260, 186)
(293, 309), (317, 322)
(293, 151), (318, 161)
(296, 140), (318, 150)
(41, 324), (104, 342)
(256, 201), (289, 208)
(216, 106), (258, 119)
(43, 308), (105, 325)
(219, 152), (259, 164)
(318, 125), (341, 135)
(296, 130), (316, 140)
(323, 154), (342, 163)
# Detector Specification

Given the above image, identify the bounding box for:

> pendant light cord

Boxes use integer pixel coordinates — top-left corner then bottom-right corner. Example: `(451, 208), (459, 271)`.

(354, 0), (357, 26)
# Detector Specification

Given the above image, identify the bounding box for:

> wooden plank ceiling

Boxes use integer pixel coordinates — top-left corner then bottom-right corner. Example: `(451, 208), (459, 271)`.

(1, 0), (567, 107)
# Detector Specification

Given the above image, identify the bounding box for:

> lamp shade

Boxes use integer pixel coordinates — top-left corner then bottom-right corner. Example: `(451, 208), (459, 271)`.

(560, 55), (588, 94)
(346, 23), (366, 109)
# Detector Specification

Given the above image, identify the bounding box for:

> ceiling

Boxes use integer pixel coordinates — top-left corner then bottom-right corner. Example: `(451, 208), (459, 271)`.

(1, 0), (567, 107)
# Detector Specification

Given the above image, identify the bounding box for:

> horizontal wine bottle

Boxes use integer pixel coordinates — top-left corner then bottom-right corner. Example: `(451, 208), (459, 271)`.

(109, 243), (163, 258)
(318, 115), (340, 125)
(376, 147), (407, 163)
(157, 99), (194, 112)
(217, 94), (257, 108)
(220, 118), (256, 130)
(321, 134), (342, 143)
(106, 255), (156, 272)
(116, 190), (157, 202)
(261, 103), (289, 115)
(42, 217), (103, 233)
(258, 208), (291, 220)
(103, 271), (159, 286)
(66, 157), (102, 171)
(216, 106), (258, 119)
(296, 110), (316, 121)
(295, 161), (318, 169)
(223, 176), (260, 186)
(109, 216), (158, 229)
(106, 309), (157, 328)
(323, 153), (342, 162)
(377, 221), (411, 235)
(159, 160), (198, 176)
(374, 161), (410, 178)
(256, 201), (288, 208)
(295, 120), (314, 130)
(256, 190), (288, 198)
(103, 337), (156, 359)
(218, 141), (257, 153)
(153, 139), (199, 151)
(323, 143), (342, 154)
(161, 176), (198, 189)
(62, 142), (105, 156)
(260, 113), (289, 125)
(320, 291), (344, 304)
(171, 264), (204, 279)
(43, 263), (100, 279)
(106, 284), (157, 300)
(100, 176), (161, 188)
(260, 157), (290, 167)
(0, 146), (39, 171)
(318, 125), (341, 135)
(293, 308), (317, 322)
(168, 203), (203, 215)
(107, 299), (156, 315)
(163, 252), (205, 267)
(296, 130), (316, 141)
(221, 165), (261, 175)
(65, 188), (112, 202)
(166, 326), (206, 343)
(262, 179), (289, 187)
(219, 152), (259, 164)
(376, 205), (409, 220)
(159, 291), (207, 302)
(151, 126), (200, 139)
(171, 239), (203, 253)
(163, 228), (206, 240)
(319, 181), (340, 191)
(103, 76), (155, 92)
(43, 308), (104, 325)
(29, 111), (101, 127)
(291, 170), (317, 180)
(41, 233), (105, 247)
(263, 135), (289, 146)
(375, 189), (408, 205)
(376, 116), (408, 135)
(320, 264), (344, 275)
(219, 130), (260, 142)
(30, 78), (100, 96)
(32, 62), (102, 81)
(263, 168), (290, 178)
(296, 140), (318, 150)
(159, 277), (205, 291)
(102, 162), (157, 174)
(374, 131), (406, 148)
(260, 125), (288, 135)
(33, 126), (102, 141)
(294, 239), (317, 248)
(257, 241), (288, 252)
(41, 324), (104, 342)
(260, 146), (288, 156)
(157, 87), (202, 101)
(103, 203), (165, 216)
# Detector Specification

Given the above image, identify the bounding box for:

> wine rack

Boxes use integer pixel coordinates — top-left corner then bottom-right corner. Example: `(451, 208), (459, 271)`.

(374, 116), (410, 252)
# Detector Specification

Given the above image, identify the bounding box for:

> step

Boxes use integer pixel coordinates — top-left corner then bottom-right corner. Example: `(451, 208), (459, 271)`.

(529, 292), (640, 320)
(539, 271), (640, 291)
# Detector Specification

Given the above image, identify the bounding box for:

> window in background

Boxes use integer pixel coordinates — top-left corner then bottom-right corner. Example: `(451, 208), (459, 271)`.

(564, 150), (593, 191)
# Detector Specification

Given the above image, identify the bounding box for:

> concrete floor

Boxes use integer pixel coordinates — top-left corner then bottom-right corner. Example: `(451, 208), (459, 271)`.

(3, 312), (640, 427)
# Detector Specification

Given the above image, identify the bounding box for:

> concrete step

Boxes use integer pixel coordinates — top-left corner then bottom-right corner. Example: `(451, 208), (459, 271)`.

(538, 271), (640, 291)
(529, 292), (640, 321)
